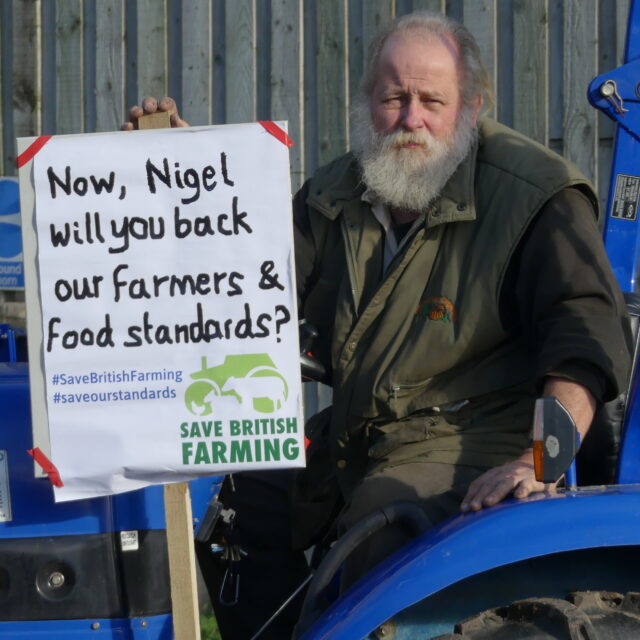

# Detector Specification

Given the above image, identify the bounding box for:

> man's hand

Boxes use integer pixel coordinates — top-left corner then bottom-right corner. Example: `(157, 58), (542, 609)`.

(460, 377), (595, 512)
(460, 450), (551, 512)
(121, 96), (189, 130)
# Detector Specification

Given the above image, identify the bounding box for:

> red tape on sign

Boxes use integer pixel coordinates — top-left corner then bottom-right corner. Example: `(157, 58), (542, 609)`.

(16, 136), (53, 168)
(27, 447), (64, 487)
(257, 121), (293, 147)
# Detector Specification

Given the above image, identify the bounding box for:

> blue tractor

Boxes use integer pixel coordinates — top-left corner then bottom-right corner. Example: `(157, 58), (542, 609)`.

(290, 2), (640, 638)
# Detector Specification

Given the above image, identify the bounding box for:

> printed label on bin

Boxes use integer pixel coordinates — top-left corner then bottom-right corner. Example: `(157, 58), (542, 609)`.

(120, 530), (139, 552)
(0, 451), (12, 522)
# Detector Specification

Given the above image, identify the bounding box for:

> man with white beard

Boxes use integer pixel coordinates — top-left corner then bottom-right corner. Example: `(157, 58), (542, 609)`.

(127, 11), (630, 640)
(290, 12), (627, 537)
(351, 86), (478, 217)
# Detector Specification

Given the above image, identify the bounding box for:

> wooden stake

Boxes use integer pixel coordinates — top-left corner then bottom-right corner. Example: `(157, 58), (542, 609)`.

(138, 110), (172, 130)
(164, 482), (201, 640)
(138, 109), (201, 640)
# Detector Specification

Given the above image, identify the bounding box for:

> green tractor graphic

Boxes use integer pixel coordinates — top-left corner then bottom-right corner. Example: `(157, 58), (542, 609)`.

(184, 354), (288, 416)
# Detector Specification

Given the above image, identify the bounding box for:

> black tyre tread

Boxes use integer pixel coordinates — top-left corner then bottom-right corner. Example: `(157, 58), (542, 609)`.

(432, 591), (640, 640)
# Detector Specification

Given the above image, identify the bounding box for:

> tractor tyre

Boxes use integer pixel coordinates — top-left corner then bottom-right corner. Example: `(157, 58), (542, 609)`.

(433, 591), (640, 640)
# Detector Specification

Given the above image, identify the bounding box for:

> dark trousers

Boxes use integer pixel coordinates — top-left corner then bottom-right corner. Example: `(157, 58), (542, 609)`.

(196, 462), (484, 640)
(337, 462), (484, 589)
(195, 470), (309, 640)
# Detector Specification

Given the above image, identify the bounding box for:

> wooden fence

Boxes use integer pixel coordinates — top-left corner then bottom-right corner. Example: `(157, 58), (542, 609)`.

(0, 0), (631, 189)
(0, 0), (633, 409)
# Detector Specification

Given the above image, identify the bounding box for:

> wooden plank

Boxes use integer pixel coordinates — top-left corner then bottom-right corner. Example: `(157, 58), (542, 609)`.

(124, 0), (137, 109)
(56, 0), (83, 135)
(271, 0), (304, 190)
(182, 0), (211, 126)
(350, 0), (394, 144)
(547, 0), (563, 142)
(513, 0), (549, 144)
(138, 110), (171, 129)
(212, 0), (226, 124)
(40, 1), (56, 135)
(83, 0), (96, 133)
(598, 0), (615, 140)
(446, 0), (463, 20)
(362, 0), (394, 53)
(96, 0), (124, 133)
(164, 482), (201, 640)
(496, 0), (514, 127)
(166, 0), (182, 109)
(598, 0), (618, 212)
(12, 0), (40, 151)
(598, 137), (613, 221)
(316, 0), (348, 165)
(302, 1), (319, 177)
(348, 0), (364, 148)
(599, 0), (616, 76)
(256, 0), (270, 120)
(563, 0), (598, 183)
(225, 0), (256, 123)
(463, 0), (497, 119)
(616, 0), (631, 64)
(137, 0), (167, 100)
(396, 0), (412, 16)
(349, 0), (394, 149)
(411, 0), (445, 13)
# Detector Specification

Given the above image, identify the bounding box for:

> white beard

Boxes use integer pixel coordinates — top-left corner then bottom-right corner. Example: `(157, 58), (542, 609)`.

(352, 102), (477, 212)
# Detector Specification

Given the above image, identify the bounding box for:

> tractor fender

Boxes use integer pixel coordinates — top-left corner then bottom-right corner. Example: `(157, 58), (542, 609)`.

(301, 485), (640, 640)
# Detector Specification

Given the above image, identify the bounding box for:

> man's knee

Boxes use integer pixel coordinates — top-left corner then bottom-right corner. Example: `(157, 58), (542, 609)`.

(336, 462), (484, 587)
(341, 462), (482, 529)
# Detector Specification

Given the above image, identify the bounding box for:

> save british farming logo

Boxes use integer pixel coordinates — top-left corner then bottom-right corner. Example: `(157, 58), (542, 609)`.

(180, 353), (299, 467)
(415, 296), (456, 323)
(184, 353), (288, 416)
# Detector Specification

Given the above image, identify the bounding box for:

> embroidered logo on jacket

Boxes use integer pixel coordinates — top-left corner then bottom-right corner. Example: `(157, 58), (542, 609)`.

(415, 297), (456, 322)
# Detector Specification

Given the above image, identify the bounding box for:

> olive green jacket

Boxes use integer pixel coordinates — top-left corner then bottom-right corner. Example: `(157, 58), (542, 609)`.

(296, 118), (599, 496)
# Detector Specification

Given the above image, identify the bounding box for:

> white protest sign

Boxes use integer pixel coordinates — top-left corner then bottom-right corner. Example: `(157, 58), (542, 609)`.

(19, 123), (304, 502)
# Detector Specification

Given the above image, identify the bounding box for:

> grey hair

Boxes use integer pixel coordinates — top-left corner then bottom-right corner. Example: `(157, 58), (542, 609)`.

(360, 11), (493, 110)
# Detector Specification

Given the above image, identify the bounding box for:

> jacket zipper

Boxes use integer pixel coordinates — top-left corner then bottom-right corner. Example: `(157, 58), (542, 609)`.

(340, 216), (359, 308)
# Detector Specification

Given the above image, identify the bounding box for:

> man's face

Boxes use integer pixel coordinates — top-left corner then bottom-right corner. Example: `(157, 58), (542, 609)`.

(353, 30), (481, 212)
(370, 32), (465, 142)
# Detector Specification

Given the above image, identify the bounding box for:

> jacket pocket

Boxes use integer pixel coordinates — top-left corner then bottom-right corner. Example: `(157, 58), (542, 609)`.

(367, 417), (433, 460)
(390, 379), (431, 401)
